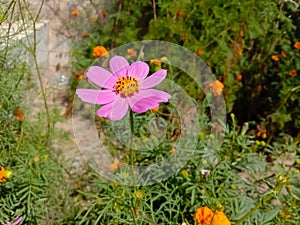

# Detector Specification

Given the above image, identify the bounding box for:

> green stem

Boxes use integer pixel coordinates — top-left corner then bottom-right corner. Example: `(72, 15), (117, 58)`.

(129, 110), (138, 225)
(235, 178), (287, 225)
(129, 110), (135, 167)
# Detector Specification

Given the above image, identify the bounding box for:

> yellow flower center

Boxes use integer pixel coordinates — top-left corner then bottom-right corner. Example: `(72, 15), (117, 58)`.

(114, 75), (140, 97)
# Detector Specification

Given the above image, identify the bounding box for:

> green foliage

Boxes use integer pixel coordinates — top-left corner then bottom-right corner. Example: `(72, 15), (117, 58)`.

(1, 0), (299, 224)
(69, 0), (300, 138)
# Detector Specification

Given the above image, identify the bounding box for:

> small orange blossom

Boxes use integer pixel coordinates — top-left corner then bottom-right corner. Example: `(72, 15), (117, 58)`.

(110, 160), (120, 173)
(194, 206), (231, 225)
(93, 46), (108, 58)
(271, 55), (279, 61)
(127, 48), (137, 58)
(196, 49), (204, 56)
(236, 74), (242, 81)
(294, 42), (300, 49)
(209, 80), (224, 96)
(71, 10), (79, 15)
(281, 51), (287, 57)
(289, 69), (297, 77)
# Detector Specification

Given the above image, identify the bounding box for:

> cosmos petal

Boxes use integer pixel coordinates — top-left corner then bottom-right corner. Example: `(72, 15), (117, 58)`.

(86, 66), (115, 89)
(127, 61), (149, 80)
(137, 89), (172, 101)
(109, 56), (129, 74)
(140, 69), (167, 89)
(97, 97), (129, 121)
(76, 89), (117, 104)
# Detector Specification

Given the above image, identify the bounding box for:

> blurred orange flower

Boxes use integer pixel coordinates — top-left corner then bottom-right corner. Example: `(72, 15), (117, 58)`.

(177, 10), (184, 16)
(81, 32), (88, 38)
(294, 42), (300, 49)
(76, 74), (85, 80)
(93, 46), (108, 57)
(194, 206), (231, 225)
(71, 10), (79, 15)
(271, 55), (279, 61)
(281, 51), (287, 57)
(110, 160), (120, 173)
(0, 167), (6, 182)
(209, 80), (224, 96)
(151, 106), (159, 112)
(150, 59), (161, 66)
(236, 74), (242, 81)
(13, 107), (24, 122)
(289, 69), (297, 77)
(101, 11), (108, 17)
(127, 48), (137, 58)
(196, 49), (204, 56)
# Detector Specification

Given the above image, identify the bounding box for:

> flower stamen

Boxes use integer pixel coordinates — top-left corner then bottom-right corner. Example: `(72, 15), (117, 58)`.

(114, 75), (140, 97)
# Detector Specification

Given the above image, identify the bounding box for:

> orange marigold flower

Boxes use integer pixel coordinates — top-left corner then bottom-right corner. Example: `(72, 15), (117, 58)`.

(236, 74), (242, 81)
(151, 106), (159, 112)
(13, 107), (25, 122)
(196, 49), (204, 56)
(177, 10), (184, 16)
(76, 74), (85, 80)
(93, 46), (108, 58)
(150, 59), (161, 66)
(110, 160), (120, 173)
(294, 42), (300, 49)
(281, 51), (287, 57)
(194, 206), (231, 225)
(101, 11), (108, 17)
(127, 48), (137, 58)
(271, 55), (279, 61)
(0, 167), (6, 182)
(289, 69), (297, 77)
(0, 167), (11, 182)
(209, 80), (224, 96)
(81, 32), (88, 39)
(71, 10), (79, 15)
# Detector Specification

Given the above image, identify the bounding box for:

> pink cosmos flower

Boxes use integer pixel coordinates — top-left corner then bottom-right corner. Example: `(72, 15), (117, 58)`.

(76, 55), (171, 120)
(4, 216), (22, 225)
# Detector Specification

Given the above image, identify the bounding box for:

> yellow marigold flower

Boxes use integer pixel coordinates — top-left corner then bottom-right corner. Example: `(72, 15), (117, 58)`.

(134, 190), (144, 200)
(71, 10), (79, 15)
(3, 169), (11, 179)
(43, 154), (49, 160)
(271, 55), (279, 61)
(294, 42), (300, 49)
(127, 48), (137, 58)
(181, 169), (189, 179)
(110, 160), (120, 173)
(0, 167), (11, 182)
(209, 80), (224, 96)
(93, 46), (109, 58)
(289, 69), (297, 77)
(281, 51), (287, 57)
(90, 17), (98, 22)
(34, 155), (39, 163)
(193, 206), (231, 225)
